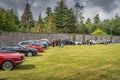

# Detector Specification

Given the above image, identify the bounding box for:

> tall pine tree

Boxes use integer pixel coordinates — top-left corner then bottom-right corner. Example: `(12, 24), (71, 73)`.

(54, 0), (76, 33)
(34, 12), (43, 33)
(91, 14), (101, 33)
(44, 7), (55, 33)
(20, 0), (34, 32)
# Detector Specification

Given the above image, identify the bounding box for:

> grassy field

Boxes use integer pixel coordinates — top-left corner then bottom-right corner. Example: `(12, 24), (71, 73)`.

(0, 44), (120, 80)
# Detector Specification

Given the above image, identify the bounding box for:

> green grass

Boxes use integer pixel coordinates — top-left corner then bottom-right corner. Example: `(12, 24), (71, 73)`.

(0, 44), (120, 80)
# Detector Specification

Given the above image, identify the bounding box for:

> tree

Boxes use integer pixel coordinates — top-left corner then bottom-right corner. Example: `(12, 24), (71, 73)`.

(44, 15), (55, 33)
(46, 7), (52, 16)
(101, 19), (111, 35)
(63, 8), (77, 33)
(101, 15), (120, 36)
(0, 8), (19, 32)
(92, 28), (107, 35)
(84, 18), (92, 34)
(54, 0), (67, 32)
(20, 1), (34, 32)
(33, 12), (43, 33)
(110, 17), (120, 35)
(54, 0), (77, 33)
(78, 20), (84, 34)
(44, 7), (55, 33)
(91, 14), (101, 33)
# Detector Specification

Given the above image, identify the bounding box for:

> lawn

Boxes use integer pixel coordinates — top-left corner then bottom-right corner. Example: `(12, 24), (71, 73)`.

(0, 44), (120, 80)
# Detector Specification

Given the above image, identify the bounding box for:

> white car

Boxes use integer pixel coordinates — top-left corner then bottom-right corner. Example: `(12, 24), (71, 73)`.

(74, 41), (82, 45)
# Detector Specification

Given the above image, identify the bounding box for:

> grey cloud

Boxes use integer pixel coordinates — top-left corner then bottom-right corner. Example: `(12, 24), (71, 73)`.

(85, 0), (118, 13)
(0, 0), (120, 21)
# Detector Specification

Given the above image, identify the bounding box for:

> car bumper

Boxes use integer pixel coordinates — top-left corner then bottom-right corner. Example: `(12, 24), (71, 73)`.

(14, 59), (25, 65)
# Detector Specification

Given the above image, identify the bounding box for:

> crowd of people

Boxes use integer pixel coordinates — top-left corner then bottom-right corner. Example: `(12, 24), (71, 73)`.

(51, 38), (117, 48)
(51, 39), (64, 48)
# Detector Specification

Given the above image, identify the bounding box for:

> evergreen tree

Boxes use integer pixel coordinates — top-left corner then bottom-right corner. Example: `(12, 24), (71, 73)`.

(91, 14), (101, 33)
(63, 8), (77, 33)
(110, 16), (120, 35)
(44, 7), (55, 33)
(79, 20), (84, 34)
(84, 18), (92, 34)
(101, 19), (111, 35)
(34, 12), (43, 33)
(20, 1), (34, 32)
(0, 8), (18, 32)
(54, 0), (76, 33)
(46, 7), (52, 16)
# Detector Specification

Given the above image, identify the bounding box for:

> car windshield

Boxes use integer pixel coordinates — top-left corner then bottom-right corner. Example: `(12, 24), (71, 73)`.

(18, 45), (26, 49)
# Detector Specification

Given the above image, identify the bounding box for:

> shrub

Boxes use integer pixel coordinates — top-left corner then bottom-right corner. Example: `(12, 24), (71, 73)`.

(72, 33), (76, 41)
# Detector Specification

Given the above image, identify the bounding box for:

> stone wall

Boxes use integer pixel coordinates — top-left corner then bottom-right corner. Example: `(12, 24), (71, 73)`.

(0, 32), (120, 46)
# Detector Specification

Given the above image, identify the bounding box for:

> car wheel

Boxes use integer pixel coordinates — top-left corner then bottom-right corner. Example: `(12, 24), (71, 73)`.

(27, 52), (33, 57)
(2, 61), (13, 70)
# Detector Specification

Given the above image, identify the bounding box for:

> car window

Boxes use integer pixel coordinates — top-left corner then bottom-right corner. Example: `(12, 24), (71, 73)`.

(3, 46), (12, 49)
(19, 45), (26, 49)
(12, 46), (20, 49)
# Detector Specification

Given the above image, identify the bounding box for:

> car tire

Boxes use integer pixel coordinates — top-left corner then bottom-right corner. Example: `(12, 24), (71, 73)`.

(27, 52), (33, 57)
(2, 61), (13, 70)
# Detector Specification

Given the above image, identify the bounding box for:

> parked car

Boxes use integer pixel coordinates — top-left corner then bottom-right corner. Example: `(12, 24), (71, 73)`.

(0, 50), (25, 70)
(19, 40), (47, 48)
(28, 40), (48, 48)
(74, 41), (82, 45)
(18, 41), (44, 53)
(40, 39), (52, 46)
(63, 39), (75, 45)
(26, 45), (44, 53)
(0, 44), (38, 57)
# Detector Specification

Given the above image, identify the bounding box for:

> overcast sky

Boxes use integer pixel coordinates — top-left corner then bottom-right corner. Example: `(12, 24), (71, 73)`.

(0, 0), (120, 21)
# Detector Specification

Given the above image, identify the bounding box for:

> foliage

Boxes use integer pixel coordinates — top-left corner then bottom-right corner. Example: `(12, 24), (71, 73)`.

(43, 7), (55, 33)
(91, 14), (101, 33)
(101, 16), (120, 36)
(0, 30), (2, 35)
(82, 34), (85, 41)
(20, 2), (34, 32)
(0, 1), (120, 35)
(95, 36), (98, 41)
(44, 15), (55, 33)
(46, 7), (52, 16)
(72, 33), (76, 41)
(0, 8), (19, 32)
(92, 28), (107, 35)
(110, 35), (113, 41)
(83, 18), (91, 34)
(33, 12), (43, 33)
(77, 20), (84, 34)
(54, 0), (77, 33)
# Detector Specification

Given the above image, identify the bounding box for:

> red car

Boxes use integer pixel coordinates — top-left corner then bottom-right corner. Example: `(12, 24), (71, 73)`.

(18, 41), (44, 53)
(26, 45), (44, 53)
(0, 50), (25, 70)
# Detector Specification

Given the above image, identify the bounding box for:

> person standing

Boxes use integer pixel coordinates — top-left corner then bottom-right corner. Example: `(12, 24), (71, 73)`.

(52, 39), (56, 47)
(60, 39), (64, 48)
